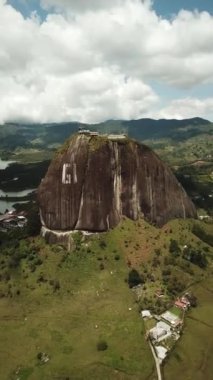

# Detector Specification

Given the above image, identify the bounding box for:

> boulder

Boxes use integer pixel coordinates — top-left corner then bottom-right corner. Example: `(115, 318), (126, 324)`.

(38, 134), (196, 232)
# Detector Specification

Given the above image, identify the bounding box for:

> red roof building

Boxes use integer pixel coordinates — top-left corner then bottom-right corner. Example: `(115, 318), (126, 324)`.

(174, 299), (188, 310)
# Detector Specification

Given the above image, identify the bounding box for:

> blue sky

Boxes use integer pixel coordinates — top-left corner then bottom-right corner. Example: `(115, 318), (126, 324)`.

(8, 0), (213, 20)
(8, 0), (47, 19)
(1, 0), (213, 123)
(154, 0), (213, 17)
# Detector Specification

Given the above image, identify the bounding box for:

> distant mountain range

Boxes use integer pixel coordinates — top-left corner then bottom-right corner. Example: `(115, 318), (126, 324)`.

(0, 117), (212, 151)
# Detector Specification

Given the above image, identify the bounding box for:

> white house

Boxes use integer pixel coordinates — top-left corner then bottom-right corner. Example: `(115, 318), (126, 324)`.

(155, 346), (168, 361)
(141, 310), (152, 319)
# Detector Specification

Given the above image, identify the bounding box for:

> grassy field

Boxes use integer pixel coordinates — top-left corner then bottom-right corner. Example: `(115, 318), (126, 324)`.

(0, 217), (212, 380)
(0, 226), (156, 380)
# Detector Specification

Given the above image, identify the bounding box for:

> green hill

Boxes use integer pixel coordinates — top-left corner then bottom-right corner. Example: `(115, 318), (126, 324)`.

(0, 117), (211, 153)
(0, 217), (212, 380)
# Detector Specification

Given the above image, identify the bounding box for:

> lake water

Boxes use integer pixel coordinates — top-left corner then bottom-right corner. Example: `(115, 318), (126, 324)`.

(0, 158), (16, 170)
(0, 189), (36, 197)
(0, 158), (36, 213)
(0, 189), (36, 213)
(0, 200), (30, 214)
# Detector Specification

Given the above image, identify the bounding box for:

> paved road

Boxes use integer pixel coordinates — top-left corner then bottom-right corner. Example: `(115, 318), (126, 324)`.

(149, 341), (162, 380)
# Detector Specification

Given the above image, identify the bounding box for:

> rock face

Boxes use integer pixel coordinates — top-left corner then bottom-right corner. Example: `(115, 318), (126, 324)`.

(38, 134), (196, 232)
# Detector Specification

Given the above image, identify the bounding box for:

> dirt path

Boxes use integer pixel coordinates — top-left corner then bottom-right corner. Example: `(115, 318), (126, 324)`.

(149, 341), (162, 380)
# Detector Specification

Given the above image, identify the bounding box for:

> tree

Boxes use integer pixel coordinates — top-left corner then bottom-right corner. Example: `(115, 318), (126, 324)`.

(26, 203), (41, 236)
(128, 269), (143, 288)
(169, 239), (181, 256)
(186, 293), (197, 307)
(183, 245), (208, 268)
(97, 340), (108, 351)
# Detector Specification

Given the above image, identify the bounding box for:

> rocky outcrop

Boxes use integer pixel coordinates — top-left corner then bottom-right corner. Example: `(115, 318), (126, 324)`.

(38, 134), (196, 232)
(40, 226), (74, 250)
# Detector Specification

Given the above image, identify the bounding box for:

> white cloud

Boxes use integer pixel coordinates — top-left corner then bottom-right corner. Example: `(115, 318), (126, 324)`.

(155, 97), (213, 120)
(78, 4), (213, 87)
(0, 65), (157, 123)
(0, 0), (213, 123)
(40, 0), (134, 13)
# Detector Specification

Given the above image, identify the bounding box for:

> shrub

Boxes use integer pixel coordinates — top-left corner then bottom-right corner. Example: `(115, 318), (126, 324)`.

(99, 240), (107, 249)
(114, 254), (120, 261)
(152, 257), (160, 267)
(167, 277), (185, 295)
(28, 254), (35, 261)
(34, 258), (43, 266)
(155, 248), (161, 256)
(37, 274), (46, 283)
(73, 231), (82, 250)
(50, 279), (60, 292)
(37, 352), (43, 360)
(192, 224), (213, 246)
(97, 340), (108, 351)
(128, 269), (143, 288)
(169, 239), (181, 256)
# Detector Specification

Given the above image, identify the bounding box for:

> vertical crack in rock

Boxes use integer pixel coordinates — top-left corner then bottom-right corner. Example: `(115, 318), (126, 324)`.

(112, 141), (122, 218)
(75, 137), (91, 230)
(181, 193), (186, 219)
(132, 175), (139, 220)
